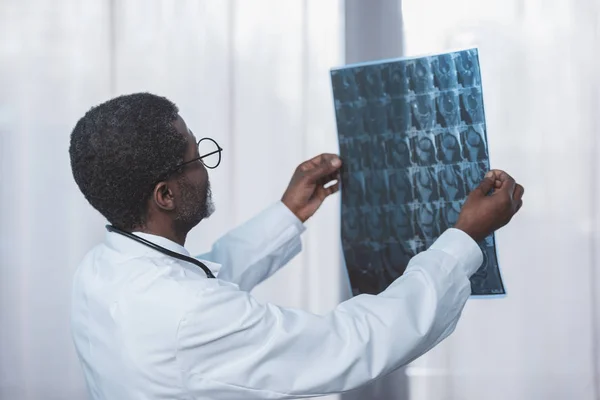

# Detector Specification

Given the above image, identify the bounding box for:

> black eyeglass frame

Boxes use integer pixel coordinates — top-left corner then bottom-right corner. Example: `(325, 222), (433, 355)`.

(157, 137), (223, 183)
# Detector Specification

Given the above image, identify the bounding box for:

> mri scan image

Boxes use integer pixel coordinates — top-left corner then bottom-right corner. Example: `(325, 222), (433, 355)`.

(383, 63), (410, 96)
(411, 94), (437, 130)
(385, 205), (413, 242)
(364, 101), (390, 135)
(366, 170), (389, 206)
(385, 169), (413, 204)
(408, 59), (435, 94)
(384, 136), (412, 168)
(461, 124), (488, 162)
(411, 133), (437, 166)
(332, 48), (503, 296)
(413, 167), (440, 203)
(437, 90), (461, 128)
(389, 97), (412, 133)
(462, 161), (489, 193)
(432, 54), (458, 90)
(436, 130), (463, 164)
(438, 164), (466, 201)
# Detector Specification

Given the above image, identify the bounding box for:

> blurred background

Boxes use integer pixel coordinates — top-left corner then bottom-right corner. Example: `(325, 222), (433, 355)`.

(1, 0), (599, 399)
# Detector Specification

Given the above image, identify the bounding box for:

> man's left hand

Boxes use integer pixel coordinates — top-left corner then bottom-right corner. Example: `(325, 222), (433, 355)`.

(281, 153), (342, 223)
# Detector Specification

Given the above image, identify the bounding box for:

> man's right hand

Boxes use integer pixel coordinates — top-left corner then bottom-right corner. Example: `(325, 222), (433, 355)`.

(455, 170), (524, 242)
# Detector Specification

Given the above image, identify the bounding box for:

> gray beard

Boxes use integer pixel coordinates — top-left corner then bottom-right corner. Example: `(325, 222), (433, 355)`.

(175, 178), (215, 230)
(204, 184), (215, 218)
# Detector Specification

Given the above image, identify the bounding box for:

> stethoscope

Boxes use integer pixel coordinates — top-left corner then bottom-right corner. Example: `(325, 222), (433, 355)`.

(106, 225), (216, 279)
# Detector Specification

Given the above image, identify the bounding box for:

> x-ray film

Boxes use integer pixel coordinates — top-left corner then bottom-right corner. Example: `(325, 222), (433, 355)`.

(331, 48), (504, 296)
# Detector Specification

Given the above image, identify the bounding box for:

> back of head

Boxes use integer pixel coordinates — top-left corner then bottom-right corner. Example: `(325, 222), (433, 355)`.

(69, 93), (186, 230)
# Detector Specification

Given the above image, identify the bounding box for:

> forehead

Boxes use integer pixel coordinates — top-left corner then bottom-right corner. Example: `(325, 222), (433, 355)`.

(173, 114), (197, 144)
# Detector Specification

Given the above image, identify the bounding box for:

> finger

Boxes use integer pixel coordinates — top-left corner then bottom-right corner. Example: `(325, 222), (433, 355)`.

(473, 173), (496, 196)
(303, 155), (342, 183)
(513, 184), (525, 202)
(317, 171), (340, 187)
(323, 181), (340, 196)
(316, 173), (340, 197)
(300, 153), (339, 171)
(488, 169), (516, 194)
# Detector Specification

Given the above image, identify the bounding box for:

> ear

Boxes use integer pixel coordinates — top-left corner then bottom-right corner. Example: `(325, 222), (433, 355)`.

(153, 182), (176, 211)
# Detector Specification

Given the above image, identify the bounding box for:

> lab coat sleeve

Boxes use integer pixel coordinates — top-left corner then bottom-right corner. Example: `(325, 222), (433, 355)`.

(196, 201), (306, 291)
(176, 228), (482, 399)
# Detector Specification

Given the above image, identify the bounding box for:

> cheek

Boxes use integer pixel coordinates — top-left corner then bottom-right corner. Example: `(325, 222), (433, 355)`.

(191, 163), (209, 187)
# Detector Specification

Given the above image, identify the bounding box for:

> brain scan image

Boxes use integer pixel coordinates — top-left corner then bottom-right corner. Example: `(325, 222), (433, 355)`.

(470, 246), (503, 295)
(356, 137), (374, 170)
(415, 203), (439, 240)
(369, 138), (387, 170)
(460, 87), (485, 124)
(432, 54), (458, 90)
(341, 209), (363, 243)
(381, 242), (412, 281)
(463, 162), (488, 193)
(461, 125), (488, 162)
(364, 207), (388, 242)
(356, 66), (386, 100)
(336, 103), (366, 138)
(413, 167), (440, 203)
(408, 59), (434, 94)
(339, 139), (361, 172)
(384, 63), (410, 97)
(438, 165), (466, 201)
(439, 201), (462, 233)
(389, 98), (412, 133)
(386, 169), (413, 204)
(455, 50), (481, 88)
(386, 205), (413, 243)
(332, 48), (503, 296)
(366, 170), (389, 206)
(384, 136), (412, 168)
(411, 134), (437, 166)
(346, 245), (382, 296)
(364, 101), (390, 135)
(436, 131), (463, 164)
(331, 70), (361, 103)
(411, 94), (437, 130)
(342, 171), (366, 208)
(437, 90), (461, 128)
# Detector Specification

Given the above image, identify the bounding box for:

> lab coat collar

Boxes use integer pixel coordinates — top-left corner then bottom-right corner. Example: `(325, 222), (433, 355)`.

(105, 230), (191, 258)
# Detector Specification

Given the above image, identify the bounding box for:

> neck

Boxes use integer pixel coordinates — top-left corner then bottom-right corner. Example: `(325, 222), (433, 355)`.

(137, 221), (188, 246)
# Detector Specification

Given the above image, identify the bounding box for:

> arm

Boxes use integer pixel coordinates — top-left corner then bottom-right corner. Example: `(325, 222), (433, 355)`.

(197, 153), (340, 291)
(177, 229), (482, 399)
(197, 201), (305, 291)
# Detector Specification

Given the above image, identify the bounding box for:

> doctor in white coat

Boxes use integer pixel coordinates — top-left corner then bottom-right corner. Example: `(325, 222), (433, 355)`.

(69, 93), (524, 399)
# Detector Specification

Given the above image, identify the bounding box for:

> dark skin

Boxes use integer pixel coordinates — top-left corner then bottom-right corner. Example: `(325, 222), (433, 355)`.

(140, 115), (343, 245)
(141, 116), (209, 245)
(140, 114), (524, 248)
(455, 169), (525, 242)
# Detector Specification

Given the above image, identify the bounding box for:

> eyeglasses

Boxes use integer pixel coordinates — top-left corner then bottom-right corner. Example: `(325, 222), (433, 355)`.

(159, 137), (223, 181)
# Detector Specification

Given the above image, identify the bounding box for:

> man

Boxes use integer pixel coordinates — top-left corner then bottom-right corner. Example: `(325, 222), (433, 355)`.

(69, 92), (524, 399)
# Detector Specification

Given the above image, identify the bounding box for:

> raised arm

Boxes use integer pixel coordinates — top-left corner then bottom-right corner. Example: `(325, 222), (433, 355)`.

(178, 170), (524, 398)
(178, 230), (480, 398)
(197, 201), (305, 291)
(197, 154), (342, 291)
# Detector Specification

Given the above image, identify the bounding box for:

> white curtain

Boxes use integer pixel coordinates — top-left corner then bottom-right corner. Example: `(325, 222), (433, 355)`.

(0, 1), (344, 398)
(402, 1), (600, 399)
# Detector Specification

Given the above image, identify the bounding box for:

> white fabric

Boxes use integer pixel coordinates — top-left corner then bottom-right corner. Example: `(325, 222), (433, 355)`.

(400, 1), (600, 399)
(0, 2), (344, 398)
(71, 201), (482, 399)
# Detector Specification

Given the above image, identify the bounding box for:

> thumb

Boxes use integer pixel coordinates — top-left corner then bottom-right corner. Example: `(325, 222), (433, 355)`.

(474, 172), (495, 196)
(305, 157), (342, 183)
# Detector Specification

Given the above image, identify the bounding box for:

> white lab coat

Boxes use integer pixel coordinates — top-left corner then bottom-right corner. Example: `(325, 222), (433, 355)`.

(71, 201), (482, 399)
